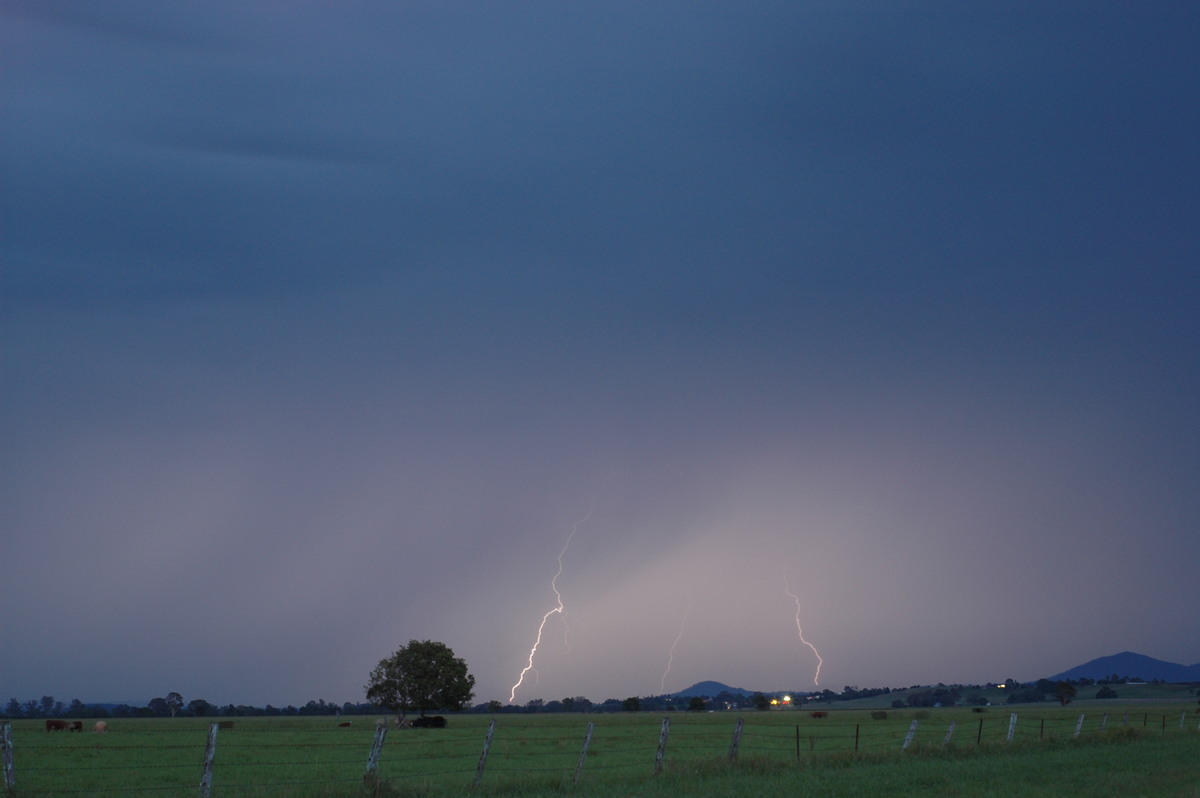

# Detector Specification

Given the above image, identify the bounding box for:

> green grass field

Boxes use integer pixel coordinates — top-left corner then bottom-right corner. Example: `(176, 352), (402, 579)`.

(4, 704), (1198, 797)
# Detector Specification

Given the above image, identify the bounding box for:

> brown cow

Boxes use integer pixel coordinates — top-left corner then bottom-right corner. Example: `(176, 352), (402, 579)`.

(67, 721), (83, 732)
(810, 711), (829, 719)
(45, 720), (68, 732)
(412, 715), (446, 728)
(337, 721), (352, 727)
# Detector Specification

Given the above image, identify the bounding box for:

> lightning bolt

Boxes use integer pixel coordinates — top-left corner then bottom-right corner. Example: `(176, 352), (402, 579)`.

(660, 599), (693, 695)
(784, 579), (823, 686)
(508, 511), (590, 703)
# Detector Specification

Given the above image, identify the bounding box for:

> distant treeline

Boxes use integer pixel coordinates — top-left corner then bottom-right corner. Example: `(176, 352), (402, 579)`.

(2, 696), (382, 720)
(4, 675), (1172, 720)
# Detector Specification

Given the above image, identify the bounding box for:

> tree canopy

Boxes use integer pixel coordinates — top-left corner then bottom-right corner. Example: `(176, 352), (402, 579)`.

(365, 639), (475, 717)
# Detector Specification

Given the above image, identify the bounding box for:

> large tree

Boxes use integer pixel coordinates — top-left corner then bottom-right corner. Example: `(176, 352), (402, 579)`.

(365, 639), (475, 718)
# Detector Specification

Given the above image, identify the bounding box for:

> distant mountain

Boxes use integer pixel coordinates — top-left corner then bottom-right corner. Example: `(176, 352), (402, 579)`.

(1046, 651), (1200, 683)
(670, 681), (756, 698)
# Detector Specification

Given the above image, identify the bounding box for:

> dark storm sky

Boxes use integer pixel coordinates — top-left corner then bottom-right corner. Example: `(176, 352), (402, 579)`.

(2, 1), (1198, 707)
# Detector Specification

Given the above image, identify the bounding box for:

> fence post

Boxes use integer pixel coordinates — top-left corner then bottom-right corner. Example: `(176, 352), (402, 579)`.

(198, 722), (218, 798)
(727, 717), (744, 762)
(473, 719), (496, 786)
(1006, 713), (1017, 743)
(1073, 714), (1085, 738)
(795, 726), (800, 760)
(574, 722), (594, 784)
(1122, 712), (1129, 727)
(976, 718), (983, 746)
(854, 724), (860, 753)
(1101, 713), (1108, 731)
(654, 717), (670, 775)
(902, 720), (918, 750)
(1180, 711), (1187, 730)
(1, 722), (14, 793)
(363, 724), (387, 784)
(943, 721), (955, 747)
(1039, 718), (1045, 740)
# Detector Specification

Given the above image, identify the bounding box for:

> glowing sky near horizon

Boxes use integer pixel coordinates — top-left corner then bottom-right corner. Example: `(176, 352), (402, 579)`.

(2, 1), (1198, 708)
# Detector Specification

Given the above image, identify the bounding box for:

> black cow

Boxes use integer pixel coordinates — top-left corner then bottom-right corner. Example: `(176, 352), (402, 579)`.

(412, 715), (446, 728)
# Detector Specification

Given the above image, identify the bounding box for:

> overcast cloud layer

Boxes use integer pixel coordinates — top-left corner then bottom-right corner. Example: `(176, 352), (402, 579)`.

(3, 2), (1198, 708)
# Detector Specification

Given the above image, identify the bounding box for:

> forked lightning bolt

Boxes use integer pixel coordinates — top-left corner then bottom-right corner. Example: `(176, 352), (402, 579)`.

(660, 599), (694, 695)
(509, 512), (590, 703)
(785, 580), (823, 686)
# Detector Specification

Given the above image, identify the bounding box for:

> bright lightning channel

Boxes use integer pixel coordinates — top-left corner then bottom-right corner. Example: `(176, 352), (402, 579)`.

(660, 599), (694, 695)
(784, 580), (823, 686)
(508, 512), (590, 703)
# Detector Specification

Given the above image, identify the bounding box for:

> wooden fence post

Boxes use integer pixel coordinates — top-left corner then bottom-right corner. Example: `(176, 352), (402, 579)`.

(854, 724), (860, 753)
(198, 722), (218, 798)
(1180, 711), (1187, 730)
(654, 717), (670, 775)
(1006, 713), (1017, 743)
(1073, 714), (1085, 738)
(1, 722), (14, 793)
(473, 719), (496, 786)
(363, 724), (387, 784)
(574, 722), (594, 784)
(727, 717), (743, 762)
(1101, 713), (1108, 731)
(943, 721), (955, 746)
(902, 720), (918, 750)
(976, 718), (983, 746)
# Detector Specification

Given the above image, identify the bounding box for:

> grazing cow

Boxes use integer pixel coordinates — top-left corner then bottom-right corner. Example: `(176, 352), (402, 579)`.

(94, 721), (108, 733)
(412, 715), (446, 728)
(810, 711), (829, 719)
(217, 721), (234, 731)
(68, 721), (84, 732)
(338, 721), (352, 727)
(45, 720), (68, 732)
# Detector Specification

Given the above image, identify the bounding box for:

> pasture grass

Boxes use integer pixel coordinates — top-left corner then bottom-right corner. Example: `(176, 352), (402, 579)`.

(4, 704), (1197, 797)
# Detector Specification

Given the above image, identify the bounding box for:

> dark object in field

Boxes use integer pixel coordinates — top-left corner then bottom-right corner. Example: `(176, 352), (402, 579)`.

(810, 711), (828, 719)
(67, 721), (83, 732)
(869, 710), (888, 720)
(412, 715), (447, 728)
(217, 721), (234, 731)
(45, 720), (68, 732)
(337, 721), (352, 727)
(972, 707), (988, 713)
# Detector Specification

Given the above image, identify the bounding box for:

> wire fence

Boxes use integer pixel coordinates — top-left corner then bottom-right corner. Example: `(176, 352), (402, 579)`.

(2, 708), (1197, 796)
